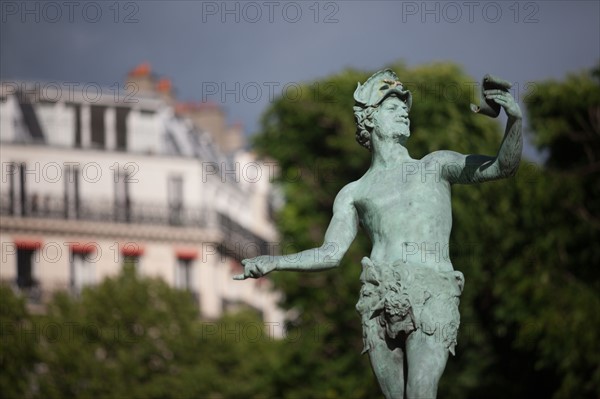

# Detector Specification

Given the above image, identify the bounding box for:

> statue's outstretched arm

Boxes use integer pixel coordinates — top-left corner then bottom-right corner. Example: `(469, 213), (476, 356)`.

(233, 183), (358, 280)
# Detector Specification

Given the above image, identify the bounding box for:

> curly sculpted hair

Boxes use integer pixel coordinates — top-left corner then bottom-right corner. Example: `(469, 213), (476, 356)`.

(353, 104), (378, 151)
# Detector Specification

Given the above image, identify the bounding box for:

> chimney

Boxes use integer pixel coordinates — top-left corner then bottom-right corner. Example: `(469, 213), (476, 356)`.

(155, 78), (175, 105)
(126, 62), (154, 95)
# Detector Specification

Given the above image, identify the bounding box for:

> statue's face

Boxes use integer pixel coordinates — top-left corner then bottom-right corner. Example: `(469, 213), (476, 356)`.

(373, 96), (410, 141)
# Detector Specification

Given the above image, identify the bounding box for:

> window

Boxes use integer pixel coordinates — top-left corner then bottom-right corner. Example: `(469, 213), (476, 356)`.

(64, 165), (80, 219)
(6, 162), (17, 215)
(70, 252), (95, 294)
(114, 169), (131, 222)
(69, 243), (97, 293)
(90, 105), (106, 148)
(74, 104), (81, 147)
(16, 248), (35, 289)
(16, 244), (41, 302)
(168, 176), (184, 226)
(174, 249), (198, 305)
(66, 103), (82, 147)
(175, 258), (193, 291)
(7, 162), (28, 216)
(115, 107), (130, 151)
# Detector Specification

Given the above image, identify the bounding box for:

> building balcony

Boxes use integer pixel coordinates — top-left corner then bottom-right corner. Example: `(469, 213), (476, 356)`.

(1, 192), (271, 260)
(0, 192), (209, 228)
(218, 212), (270, 259)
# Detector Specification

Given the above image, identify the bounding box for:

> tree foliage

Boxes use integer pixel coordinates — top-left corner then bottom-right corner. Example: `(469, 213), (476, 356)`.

(36, 264), (204, 398)
(1, 266), (285, 399)
(0, 284), (40, 399)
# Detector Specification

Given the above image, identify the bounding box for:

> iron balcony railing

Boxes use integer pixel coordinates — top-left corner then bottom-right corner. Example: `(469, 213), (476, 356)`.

(1, 192), (271, 260)
(0, 192), (209, 228)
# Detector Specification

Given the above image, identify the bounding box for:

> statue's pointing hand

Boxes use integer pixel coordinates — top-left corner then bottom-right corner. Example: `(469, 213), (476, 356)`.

(484, 89), (522, 119)
(232, 256), (277, 280)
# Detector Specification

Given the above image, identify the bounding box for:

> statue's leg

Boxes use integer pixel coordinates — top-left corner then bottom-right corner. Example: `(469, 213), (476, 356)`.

(405, 330), (449, 399)
(365, 320), (406, 399)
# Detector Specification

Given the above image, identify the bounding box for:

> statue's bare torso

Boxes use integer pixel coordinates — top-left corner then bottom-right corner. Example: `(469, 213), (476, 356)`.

(350, 156), (454, 272)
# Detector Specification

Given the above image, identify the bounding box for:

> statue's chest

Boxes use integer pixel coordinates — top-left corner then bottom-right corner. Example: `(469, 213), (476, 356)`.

(354, 170), (449, 217)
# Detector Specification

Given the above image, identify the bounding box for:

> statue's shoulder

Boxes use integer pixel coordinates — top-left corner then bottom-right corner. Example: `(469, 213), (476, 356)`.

(421, 150), (464, 165)
(339, 180), (360, 196)
(335, 180), (360, 205)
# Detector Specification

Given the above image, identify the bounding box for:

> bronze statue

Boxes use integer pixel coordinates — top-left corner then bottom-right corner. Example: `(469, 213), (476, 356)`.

(235, 69), (522, 398)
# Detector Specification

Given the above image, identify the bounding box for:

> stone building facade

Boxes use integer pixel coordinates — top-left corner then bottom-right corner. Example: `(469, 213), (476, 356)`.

(0, 64), (284, 331)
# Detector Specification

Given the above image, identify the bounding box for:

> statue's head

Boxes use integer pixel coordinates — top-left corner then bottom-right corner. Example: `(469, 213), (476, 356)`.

(353, 69), (412, 150)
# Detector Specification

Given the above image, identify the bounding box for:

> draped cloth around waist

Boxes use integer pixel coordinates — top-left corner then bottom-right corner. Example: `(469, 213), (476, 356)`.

(355, 257), (465, 355)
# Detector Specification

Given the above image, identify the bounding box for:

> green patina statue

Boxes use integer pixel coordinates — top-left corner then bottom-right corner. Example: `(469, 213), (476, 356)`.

(235, 69), (522, 399)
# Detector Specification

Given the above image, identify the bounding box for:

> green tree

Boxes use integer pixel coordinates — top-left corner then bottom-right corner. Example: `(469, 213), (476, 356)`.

(193, 310), (286, 398)
(32, 264), (285, 399)
(514, 66), (600, 398)
(0, 284), (40, 399)
(36, 264), (205, 399)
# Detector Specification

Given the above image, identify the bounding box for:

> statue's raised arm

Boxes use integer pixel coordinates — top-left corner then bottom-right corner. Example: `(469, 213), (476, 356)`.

(427, 75), (523, 184)
(233, 182), (359, 280)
